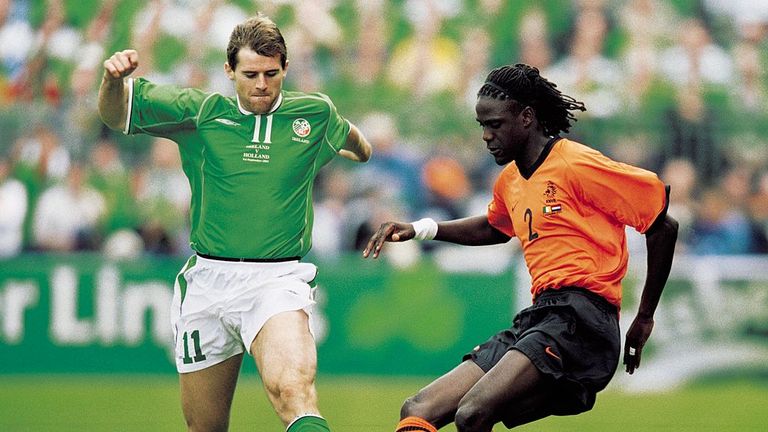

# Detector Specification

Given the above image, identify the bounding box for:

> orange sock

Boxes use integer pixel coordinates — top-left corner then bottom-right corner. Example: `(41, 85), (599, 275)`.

(395, 416), (437, 432)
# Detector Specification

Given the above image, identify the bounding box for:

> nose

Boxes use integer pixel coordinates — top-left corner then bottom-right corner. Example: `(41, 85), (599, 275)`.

(254, 74), (267, 90)
(481, 127), (493, 143)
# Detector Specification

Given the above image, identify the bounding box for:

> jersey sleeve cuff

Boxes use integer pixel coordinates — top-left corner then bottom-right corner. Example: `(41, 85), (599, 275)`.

(122, 78), (134, 135)
(645, 184), (671, 235)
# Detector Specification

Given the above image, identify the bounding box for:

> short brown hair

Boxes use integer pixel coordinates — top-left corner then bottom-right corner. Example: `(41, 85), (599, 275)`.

(226, 13), (287, 71)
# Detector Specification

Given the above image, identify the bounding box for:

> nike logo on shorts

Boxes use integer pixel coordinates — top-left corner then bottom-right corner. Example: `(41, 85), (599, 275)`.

(545, 346), (561, 361)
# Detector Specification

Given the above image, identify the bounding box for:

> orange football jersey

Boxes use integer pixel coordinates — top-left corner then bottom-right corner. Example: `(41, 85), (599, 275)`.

(487, 138), (667, 308)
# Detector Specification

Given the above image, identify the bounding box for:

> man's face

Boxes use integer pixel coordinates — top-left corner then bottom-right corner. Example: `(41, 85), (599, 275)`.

(225, 47), (287, 114)
(475, 95), (527, 166)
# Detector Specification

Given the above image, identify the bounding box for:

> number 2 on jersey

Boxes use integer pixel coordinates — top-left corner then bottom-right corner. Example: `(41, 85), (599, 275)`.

(524, 208), (539, 241)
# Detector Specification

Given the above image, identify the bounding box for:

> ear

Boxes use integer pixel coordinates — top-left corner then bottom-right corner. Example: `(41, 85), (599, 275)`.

(521, 106), (536, 128)
(224, 62), (235, 80)
(283, 59), (289, 78)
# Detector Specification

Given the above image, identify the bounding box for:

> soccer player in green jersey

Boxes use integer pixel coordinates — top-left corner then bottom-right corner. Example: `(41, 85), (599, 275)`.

(98, 13), (372, 432)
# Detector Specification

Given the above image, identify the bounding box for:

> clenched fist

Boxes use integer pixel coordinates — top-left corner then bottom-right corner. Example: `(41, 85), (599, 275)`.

(103, 49), (139, 81)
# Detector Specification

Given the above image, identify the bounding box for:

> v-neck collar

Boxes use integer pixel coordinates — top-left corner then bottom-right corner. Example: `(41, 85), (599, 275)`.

(518, 136), (561, 180)
(236, 92), (283, 116)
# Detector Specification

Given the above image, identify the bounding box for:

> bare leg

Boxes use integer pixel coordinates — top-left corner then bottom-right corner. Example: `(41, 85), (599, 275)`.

(454, 350), (553, 432)
(251, 310), (321, 426)
(400, 360), (485, 429)
(179, 353), (244, 432)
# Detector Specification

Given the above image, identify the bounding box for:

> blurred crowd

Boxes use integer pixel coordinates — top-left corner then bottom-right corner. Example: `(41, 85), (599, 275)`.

(1, 0), (768, 260)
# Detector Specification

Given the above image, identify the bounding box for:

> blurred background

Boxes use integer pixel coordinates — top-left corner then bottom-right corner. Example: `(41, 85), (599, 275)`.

(0, 0), (767, 430)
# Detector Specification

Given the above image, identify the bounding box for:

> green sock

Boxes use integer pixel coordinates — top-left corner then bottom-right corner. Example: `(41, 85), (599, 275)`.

(286, 415), (331, 432)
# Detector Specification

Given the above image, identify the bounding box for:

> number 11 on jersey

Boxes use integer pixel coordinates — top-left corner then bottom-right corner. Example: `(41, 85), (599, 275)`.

(181, 330), (206, 364)
(252, 114), (274, 143)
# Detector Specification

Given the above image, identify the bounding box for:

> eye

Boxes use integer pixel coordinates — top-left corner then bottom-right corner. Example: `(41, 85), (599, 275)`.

(266, 71), (279, 77)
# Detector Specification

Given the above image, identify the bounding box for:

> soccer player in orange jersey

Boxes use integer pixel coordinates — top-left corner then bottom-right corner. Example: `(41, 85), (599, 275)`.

(363, 64), (678, 432)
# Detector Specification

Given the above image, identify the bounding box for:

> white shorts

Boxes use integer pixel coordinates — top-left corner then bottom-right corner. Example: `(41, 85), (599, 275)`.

(170, 254), (318, 373)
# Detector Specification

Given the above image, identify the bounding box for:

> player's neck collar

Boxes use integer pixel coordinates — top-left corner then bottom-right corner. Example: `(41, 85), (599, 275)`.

(236, 92), (283, 115)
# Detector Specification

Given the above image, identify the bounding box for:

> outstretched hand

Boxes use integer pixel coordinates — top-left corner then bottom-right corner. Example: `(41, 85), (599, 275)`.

(362, 221), (415, 259)
(103, 49), (139, 81)
(623, 316), (654, 374)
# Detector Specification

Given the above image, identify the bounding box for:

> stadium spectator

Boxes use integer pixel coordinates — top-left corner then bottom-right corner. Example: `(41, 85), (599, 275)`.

(8, 0), (67, 104)
(748, 169), (768, 253)
(0, 156), (27, 257)
(353, 0), (389, 84)
(386, 0), (462, 97)
(689, 186), (754, 255)
(357, 111), (426, 216)
(311, 166), (353, 259)
(517, 6), (553, 71)
(658, 18), (734, 89)
(0, 0), (34, 97)
(86, 135), (138, 238)
(457, 27), (492, 108)
(616, 0), (677, 110)
(420, 154), (472, 222)
(363, 64), (678, 432)
(660, 81), (726, 187)
(731, 21), (767, 112)
(280, 0), (343, 91)
(544, 5), (623, 117)
(32, 162), (105, 251)
(97, 13), (372, 432)
(660, 157), (699, 252)
(133, 137), (190, 255)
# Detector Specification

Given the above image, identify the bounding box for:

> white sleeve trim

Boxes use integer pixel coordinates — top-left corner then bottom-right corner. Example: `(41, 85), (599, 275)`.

(122, 78), (134, 135)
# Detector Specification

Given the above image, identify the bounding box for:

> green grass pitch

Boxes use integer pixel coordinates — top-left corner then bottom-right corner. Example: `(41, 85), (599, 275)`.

(0, 375), (766, 431)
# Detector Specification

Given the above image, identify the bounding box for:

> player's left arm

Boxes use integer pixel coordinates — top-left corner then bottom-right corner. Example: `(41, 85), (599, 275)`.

(338, 122), (372, 162)
(624, 210), (679, 374)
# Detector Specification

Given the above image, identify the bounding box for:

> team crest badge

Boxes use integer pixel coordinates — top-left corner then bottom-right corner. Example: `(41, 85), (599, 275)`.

(542, 181), (562, 215)
(292, 118), (311, 138)
(544, 181), (557, 199)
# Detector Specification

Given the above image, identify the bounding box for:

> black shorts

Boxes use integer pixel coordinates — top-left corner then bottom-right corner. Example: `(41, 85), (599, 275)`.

(463, 287), (620, 419)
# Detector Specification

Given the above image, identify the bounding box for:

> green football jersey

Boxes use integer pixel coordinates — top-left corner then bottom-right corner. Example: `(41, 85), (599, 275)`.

(125, 78), (350, 259)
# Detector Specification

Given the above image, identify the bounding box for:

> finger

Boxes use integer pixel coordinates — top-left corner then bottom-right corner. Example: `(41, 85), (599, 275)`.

(363, 234), (380, 258)
(373, 225), (398, 257)
(104, 61), (121, 79)
(125, 50), (139, 68)
(115, 52), (134, 71)
(624, 346), (638, 374)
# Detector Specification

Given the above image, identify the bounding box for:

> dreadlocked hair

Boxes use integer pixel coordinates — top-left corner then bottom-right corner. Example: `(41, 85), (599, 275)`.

(477, 64), (586, 136)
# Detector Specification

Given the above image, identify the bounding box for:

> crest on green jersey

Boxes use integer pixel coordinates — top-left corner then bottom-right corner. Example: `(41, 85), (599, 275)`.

(292, 118), (311, 137)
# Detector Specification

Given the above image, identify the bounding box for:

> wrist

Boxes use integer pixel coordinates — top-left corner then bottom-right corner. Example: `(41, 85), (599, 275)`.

(636, 312), (655, 321)
(411, 218), (438, 240)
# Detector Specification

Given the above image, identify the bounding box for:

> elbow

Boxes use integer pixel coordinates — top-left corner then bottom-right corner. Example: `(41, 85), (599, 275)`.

(98, 113), (124, 132)
(665, 214), (679, 239)
(359, 146), (372, 163)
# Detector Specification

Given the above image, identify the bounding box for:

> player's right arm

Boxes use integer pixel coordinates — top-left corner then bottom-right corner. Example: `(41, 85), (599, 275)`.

(362, 215), (510, 259)
(98, 50), (139, 131)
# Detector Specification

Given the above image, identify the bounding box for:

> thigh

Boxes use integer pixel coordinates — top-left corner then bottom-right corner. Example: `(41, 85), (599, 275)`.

(460, 349), (555, 428)
(403, 360), (485, 428)
(250, 310), (319, 421)
(179, 353), (244, 431)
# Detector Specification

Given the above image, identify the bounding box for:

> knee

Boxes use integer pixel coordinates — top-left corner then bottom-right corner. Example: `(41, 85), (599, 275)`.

(454, 400), (493, 432)
(400, 393), (430, 419)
